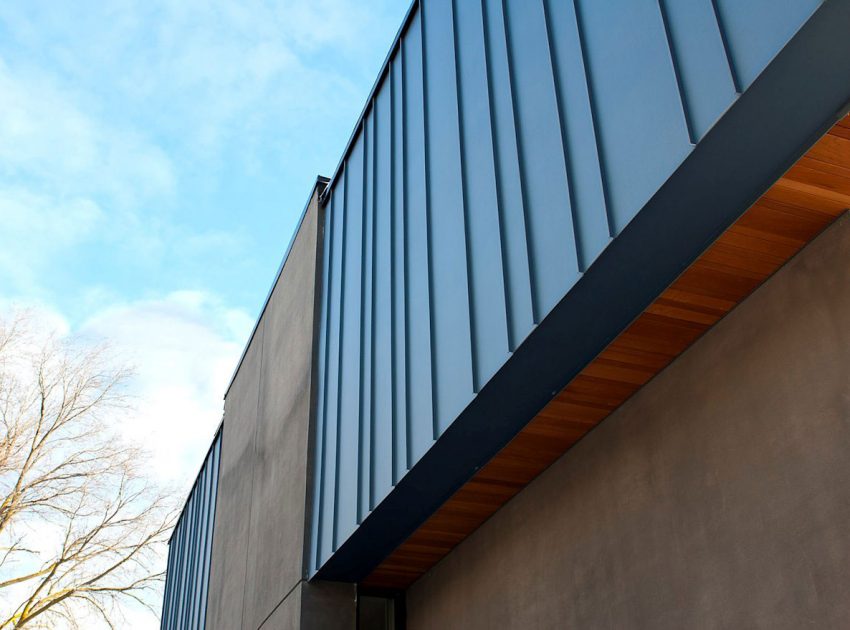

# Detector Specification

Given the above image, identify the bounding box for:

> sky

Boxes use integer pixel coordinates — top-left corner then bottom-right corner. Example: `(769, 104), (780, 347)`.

(0, 0), (409, 477)
(0, 0), (408, 624)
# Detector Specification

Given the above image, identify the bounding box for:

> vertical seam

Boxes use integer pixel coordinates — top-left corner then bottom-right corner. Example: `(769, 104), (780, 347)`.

(389, 60), (398, 486)
(480, 0), (517, 352)
(199, 432), (221, 630)
(572, 0), (616, 237)
(658, 0), (698, 144)
(500, 0), (541, 323)
(420, 2), (440, 441)
(401, 37), (414, 471)
(332, 167), (349, 552)
(357, 120), (369, 525)
(370, 106), (379, 512)
(314, 196), (335, 569)
(541, 0), (586, 271)
(450, 0), (481, 393)
(710, 0), (743, 94)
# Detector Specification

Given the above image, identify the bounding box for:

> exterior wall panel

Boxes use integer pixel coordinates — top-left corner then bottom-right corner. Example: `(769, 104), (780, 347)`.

(422, 0), (475, 434)
(503, 0), (581, 315)
(161, 429), (221, 630)
(318, 187), (344, 566)
(372, 86), (395, 511)
(310, 0), (830, 576)
(337, 138), (365, 546)
(578, 0), (693, 233)
(544, 0), (611, 270)
(660, 0), (738, 141)
(204, 181), (336, 630)
(390, 53), (409, 486)
(481, 0), (534, 351)
(401, 10), (435, 469)
(453, 0), (510, 389)
(717, 0), (820, 91)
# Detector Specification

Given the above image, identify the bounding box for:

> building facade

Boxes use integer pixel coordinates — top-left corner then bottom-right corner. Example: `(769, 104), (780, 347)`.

(162, 0), (850, 628)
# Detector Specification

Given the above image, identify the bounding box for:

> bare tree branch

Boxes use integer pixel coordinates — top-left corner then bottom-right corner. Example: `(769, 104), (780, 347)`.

(0, 312), (178, 629)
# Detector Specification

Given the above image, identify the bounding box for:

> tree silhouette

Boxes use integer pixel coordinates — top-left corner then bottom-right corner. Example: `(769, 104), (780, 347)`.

(0, 313), (176, 629)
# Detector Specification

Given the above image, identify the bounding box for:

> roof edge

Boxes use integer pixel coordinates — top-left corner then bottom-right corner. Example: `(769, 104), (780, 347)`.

(224, 175), (329, 399)
(319, 0), (419, 205)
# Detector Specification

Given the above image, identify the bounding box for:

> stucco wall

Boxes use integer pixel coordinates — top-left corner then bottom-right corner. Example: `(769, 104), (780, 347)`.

(206, 183), (355, 630)
(406, 213), (850, 629)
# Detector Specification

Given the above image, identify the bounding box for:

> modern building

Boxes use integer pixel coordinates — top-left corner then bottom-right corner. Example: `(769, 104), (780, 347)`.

(161, 0), (850, 628)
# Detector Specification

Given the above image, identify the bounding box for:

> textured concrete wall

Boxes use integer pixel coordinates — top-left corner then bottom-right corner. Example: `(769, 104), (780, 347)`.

(243, 192), (319, 630)
(206, 320), (263, 630)
(407, 213), (850, 629)
(207, 183), (354, 630)
(255, 582), (356, 630)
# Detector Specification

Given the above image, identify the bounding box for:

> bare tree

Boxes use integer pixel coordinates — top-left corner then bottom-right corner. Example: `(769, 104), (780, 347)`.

(0, 313), (177, 629)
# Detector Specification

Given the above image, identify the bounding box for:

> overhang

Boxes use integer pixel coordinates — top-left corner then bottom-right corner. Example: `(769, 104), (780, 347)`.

(310, 0), (850, 588)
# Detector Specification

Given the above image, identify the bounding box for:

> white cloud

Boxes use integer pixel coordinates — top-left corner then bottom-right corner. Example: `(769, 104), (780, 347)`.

(0, 187), (103, 293)
(0, 294), (251, 490)
(77, 291), (252, 488)
(0, 0), (405, 165)
(0, 1), (410, 624)
(0, 294), (249, 630)
(0, 57), (174, 206)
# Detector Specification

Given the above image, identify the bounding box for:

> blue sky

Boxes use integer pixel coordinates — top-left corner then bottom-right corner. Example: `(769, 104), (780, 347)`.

(0, 0), (409, 496)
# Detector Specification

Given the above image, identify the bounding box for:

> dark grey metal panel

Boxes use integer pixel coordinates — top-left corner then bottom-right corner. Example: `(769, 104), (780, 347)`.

(310, 0), (834, 576)
(161, 429), (221, 630)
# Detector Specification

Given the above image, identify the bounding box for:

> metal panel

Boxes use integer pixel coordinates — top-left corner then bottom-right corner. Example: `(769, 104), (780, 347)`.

(659, 0), (738, 141)
(161, 430), (221, 630)
(337, 137), (365, 547)
(310, 0), (832, 576)
(480, 0), (534, 350)
(453, 0), (510, 387)
(422, 0), (474, 434)
(715, 0), (821, 91)
(318, 184), (344, 564)
(400, 10), (435, 467)
(543, 0), (611, 270)
(577, 0), (693, 234)
(372, 83), (394, 509)
(390, 53), (408, 486)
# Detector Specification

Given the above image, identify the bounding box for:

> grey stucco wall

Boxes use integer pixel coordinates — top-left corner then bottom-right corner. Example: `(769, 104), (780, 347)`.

(206, 320), (263, 630)
(254, 581), (355, 630)
(207, 184), (355, 630)
(406, 213), (850, 629)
